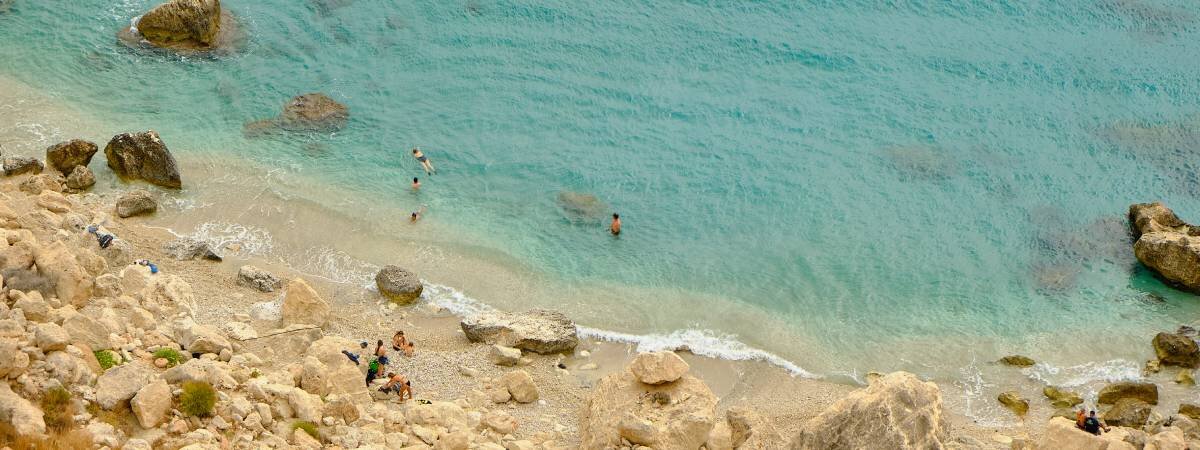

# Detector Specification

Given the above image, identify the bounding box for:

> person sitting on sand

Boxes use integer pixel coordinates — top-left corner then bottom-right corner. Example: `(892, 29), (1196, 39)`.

(411, 205), (427, 223)
(412, 148), (435, 175)
(380, 372), (413, 401)
(610, 213), (621, 235)
(392, 331), (415, 356)
(412, 177), (421, 190)
(374, 339), (387, 358)
(1083, 410), (1109, 435)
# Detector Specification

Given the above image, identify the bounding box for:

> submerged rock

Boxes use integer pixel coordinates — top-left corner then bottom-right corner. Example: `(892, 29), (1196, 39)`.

(104, 131), (183, 188)
(999, 355), (1036, 367)
(45, 139), (98, 173)
(461, 309), (578, 354)
(1153, 332), (1199, 367)
(1043, 386), (1083, 408)
(789, 372), (946, 449)
(244, 93), (349, 136)
(374, 265), (422, 304)
(116, 189), (157, 218)
(997, 391), (1029, 417)
(556, 191), (609, 222)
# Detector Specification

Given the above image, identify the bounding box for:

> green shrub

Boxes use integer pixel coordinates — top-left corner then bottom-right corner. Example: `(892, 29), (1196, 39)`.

(178, 381), (216, 417)
(152, 348), (183, 367)
(93, 350), (119, 372)
(40, 387), (74, 431)
(250, 369), (261, 378)
(291, 421), (319, 440)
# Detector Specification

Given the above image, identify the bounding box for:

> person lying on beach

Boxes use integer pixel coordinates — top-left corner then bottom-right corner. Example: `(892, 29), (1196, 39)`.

(342, 341), (369, 365)
(134, 259), (159, 274)
(412, 177), (421, 190)
(610, 213), (621, 235)
(412, 148), (435, 175)
(380, 373), (413, 401)
(392, 331), (415, 356)
(411, 205), (427, 223)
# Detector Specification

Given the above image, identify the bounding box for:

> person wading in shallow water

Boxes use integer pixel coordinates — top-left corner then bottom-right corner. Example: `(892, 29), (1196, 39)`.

(412, 148), (435, 175)
(412, 177), (420, 190)
(610, 213), (621, 236)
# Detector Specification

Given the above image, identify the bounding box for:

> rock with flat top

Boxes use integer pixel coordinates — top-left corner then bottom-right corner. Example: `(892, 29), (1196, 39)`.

(104, 131), (182, 188)
(788, 372), (946, 450)
(45, 139), (98, 172)
(1104, 398), (1152, 428)
(461, 309), (578, 354)
(375, 265), (422, 304)
(1000, 355), (1036, 367)
(1043, 386), (1083, 408)
(997, 391), (1029, 417)
(1153, 332), (1199, 367)
(95, 361), (155, 409)
(120, 0), (239, 52)
(629, 351), (690, 385)
(1128, 202), (1200, 292)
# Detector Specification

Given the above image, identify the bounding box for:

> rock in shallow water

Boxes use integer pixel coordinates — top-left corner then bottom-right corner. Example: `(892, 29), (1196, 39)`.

(1128, 202), (1200, 292)
(1098, 381), (1158, 405)
(999, 355), (1036, 367)
(1043, 385), (1083, 408)
(1153, 332), (1199, 367)
(104, 131), (182, 188)
(997, 391), (1029, 417)
(1104, 398), (1152, 428)
(375, 265), (422, 304)
(2, 156), (42, 176)
(116, 189), (157, 218)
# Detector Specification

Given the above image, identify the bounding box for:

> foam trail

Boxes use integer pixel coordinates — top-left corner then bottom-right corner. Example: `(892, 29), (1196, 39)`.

(1024, 359), (1141, 388)
(577, 327), (818, 378)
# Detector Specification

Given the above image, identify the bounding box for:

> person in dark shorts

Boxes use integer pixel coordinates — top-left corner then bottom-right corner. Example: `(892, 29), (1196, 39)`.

(1083, 410), (1109, 435)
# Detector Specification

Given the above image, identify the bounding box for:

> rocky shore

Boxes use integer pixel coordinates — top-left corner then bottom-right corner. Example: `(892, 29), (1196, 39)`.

(5, 134), (1200, 449)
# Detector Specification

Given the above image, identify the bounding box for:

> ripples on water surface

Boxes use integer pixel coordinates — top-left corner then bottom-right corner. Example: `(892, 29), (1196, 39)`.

(2, 0), (1200, 381)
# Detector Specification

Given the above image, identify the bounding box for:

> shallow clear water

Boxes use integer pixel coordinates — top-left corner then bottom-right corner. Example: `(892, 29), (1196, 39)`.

(3, 0), (1200, 389)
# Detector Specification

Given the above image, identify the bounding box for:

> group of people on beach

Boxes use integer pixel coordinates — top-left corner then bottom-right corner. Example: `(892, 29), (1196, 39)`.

(406, 147), (623, 235)
(341, 330), (417, 402)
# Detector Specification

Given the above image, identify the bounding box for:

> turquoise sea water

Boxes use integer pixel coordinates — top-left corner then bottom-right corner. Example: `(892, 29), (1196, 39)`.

(4, 0), (1200, 393)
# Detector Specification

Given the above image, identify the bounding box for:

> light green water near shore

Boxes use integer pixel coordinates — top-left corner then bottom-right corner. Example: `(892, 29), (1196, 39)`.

(3, 0), (1200, 424)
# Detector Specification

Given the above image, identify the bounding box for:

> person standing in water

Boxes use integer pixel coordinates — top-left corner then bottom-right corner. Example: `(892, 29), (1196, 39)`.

(412, 177), (421, 190)
(610, 213), (621, 235)
(411, 205), (427, 223)
(412, 148), (435, 175)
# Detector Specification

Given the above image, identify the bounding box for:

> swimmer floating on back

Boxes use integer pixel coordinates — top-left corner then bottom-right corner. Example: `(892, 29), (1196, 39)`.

(412, 148), (435, 175)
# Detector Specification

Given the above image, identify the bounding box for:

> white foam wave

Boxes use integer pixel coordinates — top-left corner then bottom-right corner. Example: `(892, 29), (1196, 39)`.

(173, 221), (275, 258)
(1024, 359), (1141, 388)
(578, 327), (818, 378)
(290, 246), (379, 286)
(953, 353), (1014, 427)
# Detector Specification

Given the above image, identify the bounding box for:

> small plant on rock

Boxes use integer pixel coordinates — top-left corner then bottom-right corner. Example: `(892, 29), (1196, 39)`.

(152, 348), (183, 367)
(93, 350), (119, 372)
(179, 381), (216, 417)
(292, 421), (319, 440)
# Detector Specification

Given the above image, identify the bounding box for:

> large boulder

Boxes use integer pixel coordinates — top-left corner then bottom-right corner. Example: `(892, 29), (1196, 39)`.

(998, 391), (1029, 417)
(375, 265), (422, 304)
(63, 314), (111, 350)
(1104, 398), (1152, 428)
(460, 309), (578, 354)
(629, 351), (690, 385)
(33, 323), (70, 352)
(120, 0), (239, 52)
(45, 139), (98, 172)
(0, 382), (45, 437)
(281, 278), (330, 327)
(0, 339), (30, 378)
(1154, 332), (1200, 367)
(33, 240), (93, 306)
(1128, 203), (1200, 292)
(2, 156), (43, 176)
(245, 93), (349, 135)
(579, 365), (717, 450)
(788, 372), (946, 450)
(104, 131), (182, 188)
(95, 361), (155, 409)
(1043, 386), (1084, 408)
(1098, 381), (1158, 405)
(131, 378), (172, 428)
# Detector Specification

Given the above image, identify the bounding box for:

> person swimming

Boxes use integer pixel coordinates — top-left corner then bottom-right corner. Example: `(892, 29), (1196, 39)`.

(412, 148), (435, 175)
(410, 205), (427, 223)
(610, 213), (621, 235)
(412, 177), (420, 190)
